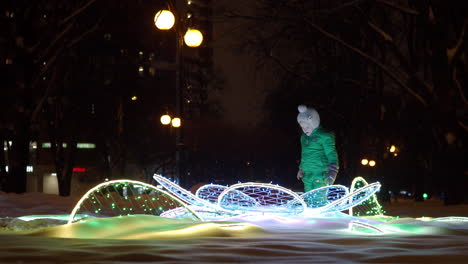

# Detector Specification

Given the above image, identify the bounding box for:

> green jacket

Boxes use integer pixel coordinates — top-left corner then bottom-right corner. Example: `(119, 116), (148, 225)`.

(299, 126), (338, 174)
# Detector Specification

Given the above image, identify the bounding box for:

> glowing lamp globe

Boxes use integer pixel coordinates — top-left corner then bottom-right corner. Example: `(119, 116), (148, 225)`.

(389, 145), (396, 153)
(160, 114), (171, 125)
(361, 159), (369, 166)
(184, 29), (203, 47)
(172, 117), (181, 128)
(369, 160), (376, 167)
(154, 10), (175, 30)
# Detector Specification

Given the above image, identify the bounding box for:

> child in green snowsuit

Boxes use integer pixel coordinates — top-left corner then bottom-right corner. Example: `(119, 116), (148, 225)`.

(296, 105), (339, 193)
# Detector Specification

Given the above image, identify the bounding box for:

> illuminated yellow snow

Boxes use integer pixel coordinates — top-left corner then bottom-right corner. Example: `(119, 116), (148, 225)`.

(28, 215), (266, 239)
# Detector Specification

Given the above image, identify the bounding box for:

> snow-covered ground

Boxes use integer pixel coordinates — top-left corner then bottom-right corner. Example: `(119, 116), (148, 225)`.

(1, 191), (468, 263)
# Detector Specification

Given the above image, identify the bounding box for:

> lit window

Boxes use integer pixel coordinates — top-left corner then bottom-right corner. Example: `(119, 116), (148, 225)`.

(41, 142), (67, 148)
(30, 142), (37, 149)
(5, 166), (33, 172)
(149, 67), (156, 76)
(77, 143), (96, 149)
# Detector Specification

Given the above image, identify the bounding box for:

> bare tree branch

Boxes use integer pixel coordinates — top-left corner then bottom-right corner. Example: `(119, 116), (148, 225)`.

(67, 17), (103, 48)
(376, 0), (419, 15)
(447, 18), (467, 67)
(37, 23), (74, 62)
(368, 22), (393, 41)
(304, 18), (428, 106)
(60, 0), (99, 25)
(30, 61), (62, 123)
(453, 68), (468, 105)
(267, 54), (312, 80)
(367, 21), (434, 95)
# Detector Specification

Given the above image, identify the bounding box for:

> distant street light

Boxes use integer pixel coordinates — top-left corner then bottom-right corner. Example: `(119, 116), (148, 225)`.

(171, 117), (181, 128)
(184, 29), (203, 47)
(389, 145), (396, 153)
(160, 114), (171, 125)
(361, 159), (369, 166)
(154, 10), (175, 30)
(154, 4), (204, 186)
(369, 160), (376, 167)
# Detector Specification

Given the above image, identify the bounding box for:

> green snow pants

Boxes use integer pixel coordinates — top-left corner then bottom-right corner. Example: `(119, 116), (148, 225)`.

(302, 172), (327, 193)
(302, 171), (329, 207)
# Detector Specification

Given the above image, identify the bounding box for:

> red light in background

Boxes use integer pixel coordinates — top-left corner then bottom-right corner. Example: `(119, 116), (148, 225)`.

(73, 167), (86, 172)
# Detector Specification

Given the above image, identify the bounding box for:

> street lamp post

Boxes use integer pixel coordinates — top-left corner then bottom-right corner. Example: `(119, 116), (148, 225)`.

(154, 3), (203, 185)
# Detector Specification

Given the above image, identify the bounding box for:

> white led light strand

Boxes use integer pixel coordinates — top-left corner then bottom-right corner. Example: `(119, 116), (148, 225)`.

(153, 174), (229, 213)
(217, 182), (307, 214)
(195, 184), (228, 204)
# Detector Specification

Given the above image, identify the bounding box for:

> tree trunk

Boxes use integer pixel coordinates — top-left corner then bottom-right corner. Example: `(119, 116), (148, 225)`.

(55, 139), (77, 196)
(4, 116), (29, 193)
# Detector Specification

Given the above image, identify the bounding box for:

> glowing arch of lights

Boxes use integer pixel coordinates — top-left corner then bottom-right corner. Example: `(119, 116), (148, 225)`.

(68, 179), (202, 224)
(318, 182), (381, 214)
(349, 176), (384, 216)
(195, 184), (228, 204)
(217, 182), (307, 214)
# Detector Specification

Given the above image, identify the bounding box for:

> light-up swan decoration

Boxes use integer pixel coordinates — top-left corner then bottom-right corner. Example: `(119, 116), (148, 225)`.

(68, 179), (201, 224)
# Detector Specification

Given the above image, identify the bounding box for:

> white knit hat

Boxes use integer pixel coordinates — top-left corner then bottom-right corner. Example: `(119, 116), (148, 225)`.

(297, 105), (320, 130)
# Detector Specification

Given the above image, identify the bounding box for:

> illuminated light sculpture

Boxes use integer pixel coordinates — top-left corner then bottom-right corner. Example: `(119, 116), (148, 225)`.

(153, 174), (223, 209)
(195, 184), (229, 204)
(153, 174), (233, 220)
(71, 175), (382, 224)
(68, 179), (201, 224)
(300, 185), (349, 209)
(349, 176), (385, 217)
(316, 182), (382, 214)
(217, 182), (307, 214)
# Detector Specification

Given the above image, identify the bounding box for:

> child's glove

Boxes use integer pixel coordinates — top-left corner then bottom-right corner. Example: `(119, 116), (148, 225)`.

(326, 164), (339, 185)
(297, 169), (304, 180)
